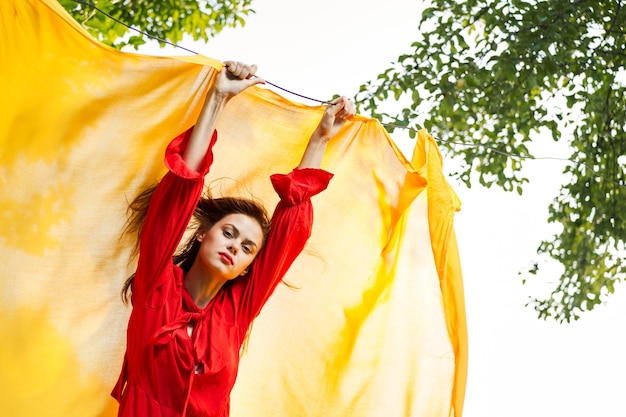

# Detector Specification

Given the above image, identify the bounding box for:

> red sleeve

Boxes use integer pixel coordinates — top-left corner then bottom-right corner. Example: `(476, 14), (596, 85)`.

(132, 127), (217, 304)
(234, 168), (334, 328)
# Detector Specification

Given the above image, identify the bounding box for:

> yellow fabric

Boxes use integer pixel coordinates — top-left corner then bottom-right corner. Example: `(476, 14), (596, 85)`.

(0, 1), (467, 416)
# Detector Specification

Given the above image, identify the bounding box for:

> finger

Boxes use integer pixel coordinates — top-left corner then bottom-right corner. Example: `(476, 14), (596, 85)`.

(225, 61), (245, 78)
(346, 98), (356, 115)
(245, 64), (258, 79)
(224, 61), (236, 72)
(227, 62), (258, 80)
(341, 98), (356, 118)
(243, 76), (266, 88)
(236, 63), (256, 79)
(334, 97), (355, 119)
(325, 97), (344, 116)
(338, 109), (351, 119)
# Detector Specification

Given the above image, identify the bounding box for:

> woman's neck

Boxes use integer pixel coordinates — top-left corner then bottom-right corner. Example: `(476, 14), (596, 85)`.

(183, 265), (225, 309)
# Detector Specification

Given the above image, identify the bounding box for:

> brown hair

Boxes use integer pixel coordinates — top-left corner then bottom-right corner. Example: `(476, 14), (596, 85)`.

(121, 184), (271, 304)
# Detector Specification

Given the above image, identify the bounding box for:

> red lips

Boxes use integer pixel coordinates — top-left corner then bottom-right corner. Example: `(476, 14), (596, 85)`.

(219, 252), (233, 265)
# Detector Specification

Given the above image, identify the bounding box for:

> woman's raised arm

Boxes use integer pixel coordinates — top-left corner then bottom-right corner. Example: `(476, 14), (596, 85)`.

(183, 61), (265, 171)
(298, 96), (355, 169)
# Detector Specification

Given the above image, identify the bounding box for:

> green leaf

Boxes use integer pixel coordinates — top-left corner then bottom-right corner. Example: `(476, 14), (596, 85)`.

(356, 0), (626, 322)
(61, 0), (256, 50)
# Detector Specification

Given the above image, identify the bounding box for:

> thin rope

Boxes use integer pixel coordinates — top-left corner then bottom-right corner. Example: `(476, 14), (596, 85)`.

(70, 0), (333, 104)
(69, 1), (623, 188)
(260, 80), (334, 105)
(71, 0), (198, 54)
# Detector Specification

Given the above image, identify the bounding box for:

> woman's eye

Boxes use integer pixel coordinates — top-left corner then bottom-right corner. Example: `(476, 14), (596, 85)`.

(223, 229), (233, 238)
(242, 245), (251, 253)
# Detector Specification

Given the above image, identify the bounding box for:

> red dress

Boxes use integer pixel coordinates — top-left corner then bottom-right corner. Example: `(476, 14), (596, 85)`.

(112, 129), (333, 417)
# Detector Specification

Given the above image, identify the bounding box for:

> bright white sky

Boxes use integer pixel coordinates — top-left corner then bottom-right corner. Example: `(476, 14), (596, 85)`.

(138, 1), (626, 416)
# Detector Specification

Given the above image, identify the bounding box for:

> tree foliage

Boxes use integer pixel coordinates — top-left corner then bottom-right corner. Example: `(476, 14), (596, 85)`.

(356, 0), (626, 322)
(59, 0), (254, 49)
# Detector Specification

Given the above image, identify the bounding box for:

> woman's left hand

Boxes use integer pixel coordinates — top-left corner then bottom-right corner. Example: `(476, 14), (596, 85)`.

(315, 96), (356, 142)
(297, 96), (356, 169)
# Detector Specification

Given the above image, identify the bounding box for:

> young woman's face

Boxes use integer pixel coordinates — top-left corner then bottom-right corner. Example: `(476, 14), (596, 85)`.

(196, 213), (264, 281)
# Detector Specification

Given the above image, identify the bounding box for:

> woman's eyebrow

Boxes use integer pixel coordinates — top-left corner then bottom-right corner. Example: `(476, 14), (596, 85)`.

(225, 224), (258, 249)
(242, 238), (258, 249)
(224, 223), (239, 236)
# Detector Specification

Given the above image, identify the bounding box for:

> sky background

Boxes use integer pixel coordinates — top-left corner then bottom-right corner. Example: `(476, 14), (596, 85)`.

(137, 1), (626, 415)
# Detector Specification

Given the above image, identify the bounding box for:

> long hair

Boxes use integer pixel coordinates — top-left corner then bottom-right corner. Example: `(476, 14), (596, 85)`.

(121, 183), (271, 304)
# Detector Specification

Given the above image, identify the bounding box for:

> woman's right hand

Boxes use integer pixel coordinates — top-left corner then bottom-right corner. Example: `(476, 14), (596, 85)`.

(213, 61), (265, 99)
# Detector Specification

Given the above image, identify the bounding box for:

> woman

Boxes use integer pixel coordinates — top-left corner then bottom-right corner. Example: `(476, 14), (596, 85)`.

(111, 61), (355, 417)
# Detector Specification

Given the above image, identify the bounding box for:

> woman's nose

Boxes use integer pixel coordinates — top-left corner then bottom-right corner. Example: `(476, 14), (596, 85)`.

(228, 243), (238, 254)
